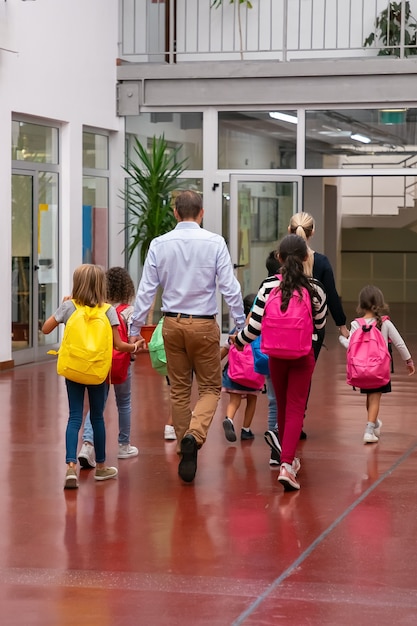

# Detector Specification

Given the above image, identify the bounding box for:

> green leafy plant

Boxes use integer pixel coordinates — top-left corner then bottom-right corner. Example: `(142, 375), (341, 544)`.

(122, 135), (188, 325)
(211, 0), (253, 60)
(211, 0), (252, 7)
(364, 1), (417, 56)
(123, 135), (188, 264)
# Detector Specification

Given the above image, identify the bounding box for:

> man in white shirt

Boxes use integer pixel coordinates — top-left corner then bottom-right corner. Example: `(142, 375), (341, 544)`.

(130, 190), (245, 483)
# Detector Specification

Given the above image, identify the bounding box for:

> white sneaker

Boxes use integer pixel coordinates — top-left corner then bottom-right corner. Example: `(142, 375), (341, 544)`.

(117, 443), (139, 459)
(363, 429), (379, 444)
(78, 442), (96, 468)
(374, 419), (383, 438)
(164, 425), (176, 440)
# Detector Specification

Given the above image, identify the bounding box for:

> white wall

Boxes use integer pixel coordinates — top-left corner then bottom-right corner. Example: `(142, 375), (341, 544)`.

(0, 0), (124, 364)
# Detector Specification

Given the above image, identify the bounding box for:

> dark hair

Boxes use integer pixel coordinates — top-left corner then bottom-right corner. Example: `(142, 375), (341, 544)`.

(356, 285), (389, 330)
(243, 293), (257, 317)
(278, 234), (317, 312)
(266, 250), (280, 277)
(106, 267), (135, 304)
(175, 190), (202, 220)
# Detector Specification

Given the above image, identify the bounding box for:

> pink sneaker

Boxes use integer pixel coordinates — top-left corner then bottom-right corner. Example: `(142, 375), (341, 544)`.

(278, 463), (300, 491)
(292, 457), (301, 475)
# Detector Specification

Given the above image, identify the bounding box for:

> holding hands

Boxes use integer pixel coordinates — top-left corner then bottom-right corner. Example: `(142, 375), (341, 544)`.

(406, 359), (415, 376)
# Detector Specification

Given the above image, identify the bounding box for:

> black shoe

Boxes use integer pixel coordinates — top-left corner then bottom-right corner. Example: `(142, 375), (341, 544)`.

(223, 418), (237, 442)
(178, 434), (198, 483)
(241, 428), (254, 441)
(299, 430), (307, 440)
(264, 429), (282, 455)
(269, 448), (281, 466)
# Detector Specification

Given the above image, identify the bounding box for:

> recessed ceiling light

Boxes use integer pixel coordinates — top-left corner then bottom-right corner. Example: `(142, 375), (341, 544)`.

(351, 133), (372, 144)
(269, 112), (298, 124)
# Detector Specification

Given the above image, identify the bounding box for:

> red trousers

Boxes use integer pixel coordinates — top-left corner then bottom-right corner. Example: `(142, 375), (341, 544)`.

(269, 348), (316, 465)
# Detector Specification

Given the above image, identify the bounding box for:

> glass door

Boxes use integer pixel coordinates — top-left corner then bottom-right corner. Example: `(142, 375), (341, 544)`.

(221, 174), (302, 332)
(12, 171), (59, 364)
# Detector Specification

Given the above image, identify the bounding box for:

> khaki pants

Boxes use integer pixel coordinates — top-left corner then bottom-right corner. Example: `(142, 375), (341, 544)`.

(162, 316), (221, 450)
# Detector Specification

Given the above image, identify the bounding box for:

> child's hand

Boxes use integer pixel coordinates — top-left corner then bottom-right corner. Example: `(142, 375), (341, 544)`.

(134, 339), (146, 353)
(339, 325), (349, 339)
(406, 359), (415, 375)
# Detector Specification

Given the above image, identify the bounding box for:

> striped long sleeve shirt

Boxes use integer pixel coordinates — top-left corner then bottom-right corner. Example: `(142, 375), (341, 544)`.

(235, 275), (327, 348)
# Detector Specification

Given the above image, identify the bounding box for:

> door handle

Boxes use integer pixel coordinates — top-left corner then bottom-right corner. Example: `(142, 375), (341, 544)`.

(233, 263), (245, 269)
(33, 265), (40, 271)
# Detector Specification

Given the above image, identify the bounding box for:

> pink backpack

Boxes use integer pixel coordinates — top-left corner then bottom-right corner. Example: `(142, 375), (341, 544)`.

(261, 283), (313, 359)
(346, 317), (391, 389)
(227, 343), (265, 389)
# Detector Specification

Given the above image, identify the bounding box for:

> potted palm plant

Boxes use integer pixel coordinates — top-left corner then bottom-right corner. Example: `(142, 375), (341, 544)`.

(123, 134), (188, 336)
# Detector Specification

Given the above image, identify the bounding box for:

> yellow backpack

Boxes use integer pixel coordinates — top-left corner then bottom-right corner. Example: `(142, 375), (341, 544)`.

(50, 300), (113, 385)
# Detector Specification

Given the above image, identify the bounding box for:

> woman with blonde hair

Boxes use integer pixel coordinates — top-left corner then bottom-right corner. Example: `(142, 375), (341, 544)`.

(288, 212), (349, 344)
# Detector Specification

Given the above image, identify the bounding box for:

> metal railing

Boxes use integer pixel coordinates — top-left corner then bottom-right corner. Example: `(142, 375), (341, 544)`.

(119, 0), (417, 63)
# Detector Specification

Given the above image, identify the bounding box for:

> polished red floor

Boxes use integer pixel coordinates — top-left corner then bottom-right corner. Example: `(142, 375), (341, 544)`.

(1, 304), (417, 626)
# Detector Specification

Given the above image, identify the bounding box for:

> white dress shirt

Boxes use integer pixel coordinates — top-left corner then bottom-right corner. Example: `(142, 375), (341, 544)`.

(130, 222), (245, 335)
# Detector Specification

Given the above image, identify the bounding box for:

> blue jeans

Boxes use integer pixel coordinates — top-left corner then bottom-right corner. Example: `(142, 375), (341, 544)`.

(65, 379), (107, 464)
(83, 366), (132, 445)
(266, 375), (278, 431)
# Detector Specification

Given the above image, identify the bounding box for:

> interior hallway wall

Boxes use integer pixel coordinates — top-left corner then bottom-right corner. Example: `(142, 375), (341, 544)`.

(341, 228), (417, 302)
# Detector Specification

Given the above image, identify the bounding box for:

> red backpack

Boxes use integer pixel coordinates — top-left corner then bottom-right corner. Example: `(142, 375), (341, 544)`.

(109, 304), (131, 384)
(261, 281), (313, 359)
(346, 317), (391, 389)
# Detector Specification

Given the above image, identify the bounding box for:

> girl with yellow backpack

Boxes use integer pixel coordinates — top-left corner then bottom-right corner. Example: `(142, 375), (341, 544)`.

(42, 264), (143, 489)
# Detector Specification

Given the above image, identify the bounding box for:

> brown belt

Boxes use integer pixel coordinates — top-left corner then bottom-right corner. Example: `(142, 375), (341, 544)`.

(164, 313), (215, 319)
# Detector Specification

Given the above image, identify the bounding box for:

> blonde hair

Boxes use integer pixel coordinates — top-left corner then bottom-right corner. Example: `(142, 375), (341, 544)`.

(72, 264), (107, 307)
(288, 212), (315, 276)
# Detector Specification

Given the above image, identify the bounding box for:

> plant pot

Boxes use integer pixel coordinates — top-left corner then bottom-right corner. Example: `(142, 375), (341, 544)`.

(140, 324), (157, 350)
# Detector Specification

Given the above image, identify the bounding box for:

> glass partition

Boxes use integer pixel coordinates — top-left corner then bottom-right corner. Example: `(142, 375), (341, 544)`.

(218, 111), (297, 170)
(12, 121), (58, 164)
(83, 132), (109, 169)
(82, 131), (109, 266)
(305, 108), (417, 169)
(125, 112), (203, 170)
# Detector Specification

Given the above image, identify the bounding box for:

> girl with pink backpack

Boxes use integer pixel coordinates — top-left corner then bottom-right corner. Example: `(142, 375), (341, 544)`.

(233, 235), (327, 491)
(339, 285), (415, 444)
(221, 294), (264, 443)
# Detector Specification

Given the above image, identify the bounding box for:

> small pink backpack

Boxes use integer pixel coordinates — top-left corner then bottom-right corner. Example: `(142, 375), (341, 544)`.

(261, 282), (313, 359)
(346, 317), (391, 389)
(227, 343), (265, 389)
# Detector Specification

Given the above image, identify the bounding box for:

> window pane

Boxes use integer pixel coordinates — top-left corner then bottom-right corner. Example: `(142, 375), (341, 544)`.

(12, 121), (58, 164)
(83, 132), (109, 169)
(306, 108), (417, 169)
(218, 111), (297, 170)
(125, 112), (203, 170)
(11, 175), (33, 349)
(38, 172), (59, 347)
(82, 176), (108, 266)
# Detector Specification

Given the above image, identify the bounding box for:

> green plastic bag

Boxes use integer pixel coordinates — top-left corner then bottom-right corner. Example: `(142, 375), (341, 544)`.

(148, 318), (168, 376)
